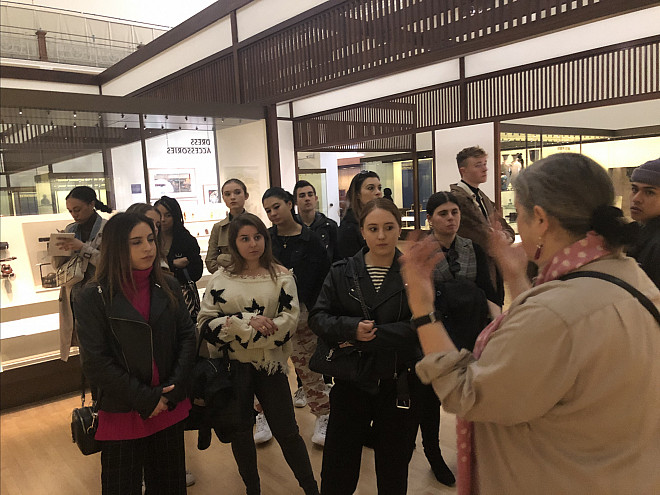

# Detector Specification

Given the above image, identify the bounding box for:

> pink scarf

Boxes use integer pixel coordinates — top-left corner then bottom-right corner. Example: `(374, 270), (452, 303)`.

(455, 232), (610, 495)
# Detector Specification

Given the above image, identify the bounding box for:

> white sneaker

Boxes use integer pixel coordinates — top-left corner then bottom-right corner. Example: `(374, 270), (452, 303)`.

(311, 414), (329, 447)
(185, 470), (196, 487)
(254, 412), (272, 444)
(293, 386), (307, 408)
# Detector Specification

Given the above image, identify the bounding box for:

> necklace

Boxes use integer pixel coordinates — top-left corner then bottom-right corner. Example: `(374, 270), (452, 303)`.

(279, 235), (291, 249)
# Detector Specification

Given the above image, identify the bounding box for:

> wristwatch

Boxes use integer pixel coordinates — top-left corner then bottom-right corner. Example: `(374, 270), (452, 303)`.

(410, 311), (442, 329)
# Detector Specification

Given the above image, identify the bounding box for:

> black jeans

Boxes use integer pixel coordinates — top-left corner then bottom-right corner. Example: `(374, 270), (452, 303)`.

(100, 421), (186, 495)
(227, 367), (319, 495)
(321, 377), (421, 495)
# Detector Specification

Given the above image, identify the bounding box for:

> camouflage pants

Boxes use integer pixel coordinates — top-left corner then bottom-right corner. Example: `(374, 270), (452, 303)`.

(290, 309), (330, 417)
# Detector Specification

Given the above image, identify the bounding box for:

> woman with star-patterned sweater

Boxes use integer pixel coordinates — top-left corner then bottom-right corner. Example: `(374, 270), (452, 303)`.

(197, 213), (319, 495)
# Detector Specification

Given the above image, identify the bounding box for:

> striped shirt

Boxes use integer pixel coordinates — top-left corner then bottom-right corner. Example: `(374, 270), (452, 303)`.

(366, 265), (390, 292)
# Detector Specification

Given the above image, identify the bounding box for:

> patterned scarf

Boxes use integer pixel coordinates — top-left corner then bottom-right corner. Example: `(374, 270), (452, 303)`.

(455, 232), (610, 495)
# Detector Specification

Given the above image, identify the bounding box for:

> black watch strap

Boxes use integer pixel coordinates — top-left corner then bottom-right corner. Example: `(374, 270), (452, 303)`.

(411, 311), (442, 329)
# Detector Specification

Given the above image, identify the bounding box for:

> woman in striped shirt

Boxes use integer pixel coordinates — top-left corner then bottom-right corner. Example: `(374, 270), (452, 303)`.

(309, 198), (423, 495)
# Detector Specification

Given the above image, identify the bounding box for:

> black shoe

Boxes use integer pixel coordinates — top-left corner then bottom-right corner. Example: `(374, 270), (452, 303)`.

(427, 451), (456, 486)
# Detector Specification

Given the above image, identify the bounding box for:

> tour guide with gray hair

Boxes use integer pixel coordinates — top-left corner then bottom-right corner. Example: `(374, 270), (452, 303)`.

(402, 153), (660, 494)
(627, 157), (660, 287)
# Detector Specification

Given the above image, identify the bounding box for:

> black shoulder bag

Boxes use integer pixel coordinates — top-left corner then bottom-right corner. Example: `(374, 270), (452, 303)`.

(310, 261), (374, 381)
(559, 271), (660, 326)
(70, 286), (106, 456)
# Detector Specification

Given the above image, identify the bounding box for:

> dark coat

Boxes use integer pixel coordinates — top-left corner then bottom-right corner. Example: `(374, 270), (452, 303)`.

(337, 208), (365, 259)
(269, 224), (331, 309)
(298, 211), (340, 263)
(167, 227), (203, 284)
(309, 249), (422, 392)
(74, 275), (197, 419)
(627, 216), (660, 288)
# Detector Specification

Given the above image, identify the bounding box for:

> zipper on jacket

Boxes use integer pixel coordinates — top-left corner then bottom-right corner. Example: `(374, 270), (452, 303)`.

(109, 317), (154, 377)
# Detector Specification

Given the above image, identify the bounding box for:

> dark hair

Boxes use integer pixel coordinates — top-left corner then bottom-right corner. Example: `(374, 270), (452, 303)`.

(126, 202), (160, 219)
(346, 170), (380, 219)
(222, 178), (248, 195)
(95, 213), (177, 306)
(262, 187), (296, 219)
(66, 186), (112, 213)
(293, 180), (316, 201)
(514, 153), (638, 249)
(426, 191), (460, 217)
(154, 196), (184, 230)
(359, 198), (402, 228)
(456, 146), (487, 169)
(227, 213), (278, 281)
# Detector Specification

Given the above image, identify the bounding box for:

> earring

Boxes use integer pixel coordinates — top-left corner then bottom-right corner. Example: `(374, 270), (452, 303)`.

(534, 238), (543, 261)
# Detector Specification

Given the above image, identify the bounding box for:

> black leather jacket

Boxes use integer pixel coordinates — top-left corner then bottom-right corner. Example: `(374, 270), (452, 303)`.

(297, 212), (340, 263)
(309, 249), (422, 392)
(269, 224), (331, 309)
(337, 208), (365, 259)
(74, 275), (196, 419)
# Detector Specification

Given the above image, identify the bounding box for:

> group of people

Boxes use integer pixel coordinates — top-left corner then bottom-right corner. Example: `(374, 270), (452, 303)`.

(52, 149), (660, 495)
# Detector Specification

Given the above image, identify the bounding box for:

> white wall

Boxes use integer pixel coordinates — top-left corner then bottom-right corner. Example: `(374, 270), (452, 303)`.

(292, 59), (460, 117)
(434, 123), (496, 199)
(110, 141), (147, 209)
(277, 120), (297, 194)
(216, 120), (270, 224)
(236, 0), (327, 43)
(0, 78), (100, 94)
(101, 17), (232, 96)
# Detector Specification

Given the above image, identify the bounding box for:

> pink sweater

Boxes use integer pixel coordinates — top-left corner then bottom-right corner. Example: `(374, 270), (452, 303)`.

(95, 268), (190, 441)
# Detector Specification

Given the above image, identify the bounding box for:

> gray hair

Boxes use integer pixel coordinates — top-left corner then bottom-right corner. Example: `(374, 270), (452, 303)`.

(513, 153), (614, 238)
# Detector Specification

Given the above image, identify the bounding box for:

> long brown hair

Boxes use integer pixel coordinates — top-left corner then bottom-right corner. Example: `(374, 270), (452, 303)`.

(226, 213), (279, 281)
(95, 212), (178, 306)
(346, 170), (380, 220)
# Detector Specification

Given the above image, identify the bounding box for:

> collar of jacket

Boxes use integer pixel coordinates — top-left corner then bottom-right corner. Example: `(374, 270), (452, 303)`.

(104, 281), (169, 325)
(346, 247), (405, 312)
(296, 211), (329, 230)
(453, 181), (485, 212)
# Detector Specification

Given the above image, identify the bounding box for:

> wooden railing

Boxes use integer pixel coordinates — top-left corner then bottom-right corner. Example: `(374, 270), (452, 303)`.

(293, 35), (660, 151)
(135, 0), (656, 105)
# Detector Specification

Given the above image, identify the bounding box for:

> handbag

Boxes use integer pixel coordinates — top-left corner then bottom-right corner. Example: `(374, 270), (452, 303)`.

(180, 268), (201, 322)
(310, 261), (374, 381)
(56, 254), (86, 287)
(187, 322), (254, 446)
(70, 374), (101, 455)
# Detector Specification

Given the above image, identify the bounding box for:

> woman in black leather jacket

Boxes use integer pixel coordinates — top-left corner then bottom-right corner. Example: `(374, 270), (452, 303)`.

(337, 170), (382, 259)
(309, 198), (422, 495)
(75, 212), (196, 495)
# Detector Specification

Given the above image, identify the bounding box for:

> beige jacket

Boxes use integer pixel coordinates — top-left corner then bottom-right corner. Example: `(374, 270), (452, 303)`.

(205, 216), (231, 273)
(51, 216), (106, 361)
(416, 256), (660, 494)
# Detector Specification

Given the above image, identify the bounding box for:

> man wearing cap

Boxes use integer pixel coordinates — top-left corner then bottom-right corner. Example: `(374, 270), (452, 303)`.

(627, 158), (660, 288)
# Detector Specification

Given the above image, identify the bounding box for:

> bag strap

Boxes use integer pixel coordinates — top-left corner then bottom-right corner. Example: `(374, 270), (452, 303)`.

(350, 259), (370, 320)
(559, 271), (660, 326)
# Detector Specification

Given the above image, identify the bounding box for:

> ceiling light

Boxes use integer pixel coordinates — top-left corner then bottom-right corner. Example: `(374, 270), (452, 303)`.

(73, 122), (77, 128)
(18, 108), (22, 115)
(124, 124), (127, 130)
(73, 111), (77, 118)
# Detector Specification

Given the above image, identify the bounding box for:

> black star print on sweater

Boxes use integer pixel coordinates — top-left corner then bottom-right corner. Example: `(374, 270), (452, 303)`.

(244, 299), (265, 315)
(210, 288), (227, 305)
(277, 288), (294, 313)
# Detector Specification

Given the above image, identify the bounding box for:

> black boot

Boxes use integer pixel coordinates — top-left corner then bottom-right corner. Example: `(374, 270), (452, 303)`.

(425, 449), (456, 486)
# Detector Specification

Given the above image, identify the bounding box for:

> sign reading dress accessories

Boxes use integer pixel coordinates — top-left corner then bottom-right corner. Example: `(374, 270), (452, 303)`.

(166, 138), (213, 154)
